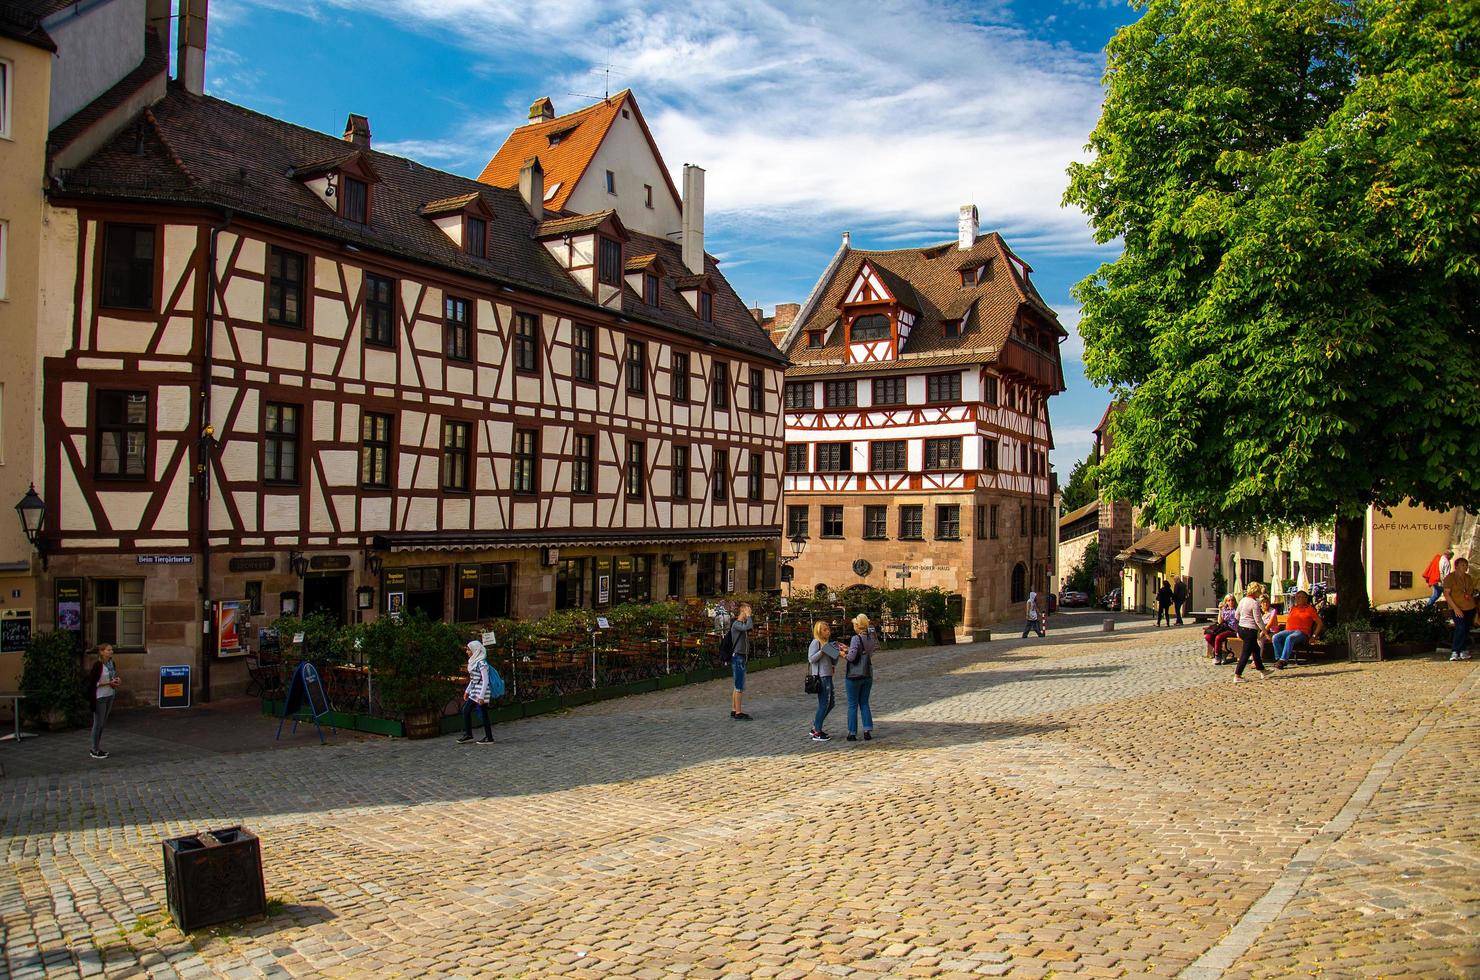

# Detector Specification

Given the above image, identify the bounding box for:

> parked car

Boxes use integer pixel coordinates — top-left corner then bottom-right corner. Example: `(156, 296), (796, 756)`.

(1058, 590), (1090, 607)
(1100, 588), (1122, 611)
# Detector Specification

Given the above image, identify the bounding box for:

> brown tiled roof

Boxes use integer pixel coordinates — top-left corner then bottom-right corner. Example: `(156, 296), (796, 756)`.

(670, 273), (710, 290)
(476, 91), (683, 215)
(1058, 499), (1099, 528)
(58, 89), (783, 363)
(533, 210), (621, 238)
(0, 0), (75, 50)
(785, 349), (1003, 378)
(418, 192), (488, 217)
(783, 232), (1065, 372)
(625, 253), (661, 271)
(1117, 528), (1180, 564)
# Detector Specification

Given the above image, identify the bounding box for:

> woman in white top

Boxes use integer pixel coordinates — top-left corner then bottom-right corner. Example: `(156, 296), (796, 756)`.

(86, 644), (122, 759)
(806, 621), (839, 742)
(1233, 584), (1269, 682)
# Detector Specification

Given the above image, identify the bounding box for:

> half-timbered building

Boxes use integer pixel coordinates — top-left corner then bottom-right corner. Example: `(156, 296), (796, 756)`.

(778, 207), (1065, 634)
(31, 25), (783, 699)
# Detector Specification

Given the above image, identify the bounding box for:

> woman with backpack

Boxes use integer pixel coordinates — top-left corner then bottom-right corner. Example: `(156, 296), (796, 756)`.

(456, 639), (495, 745)
(807, 620), (840, 742)
(842, 614), (878, 742)
(85, 643), (121, 760)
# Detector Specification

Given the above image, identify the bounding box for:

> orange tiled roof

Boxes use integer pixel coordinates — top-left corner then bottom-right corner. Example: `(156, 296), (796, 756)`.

(477, 90), (683, 215)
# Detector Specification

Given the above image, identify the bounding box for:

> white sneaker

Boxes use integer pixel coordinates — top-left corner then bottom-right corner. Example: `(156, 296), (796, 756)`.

(1452, 653), (1462, 661)
(1461, 652), (1473, 661)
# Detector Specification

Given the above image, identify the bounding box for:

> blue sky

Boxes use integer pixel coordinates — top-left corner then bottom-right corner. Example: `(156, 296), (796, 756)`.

(206, 0), (1140, 473)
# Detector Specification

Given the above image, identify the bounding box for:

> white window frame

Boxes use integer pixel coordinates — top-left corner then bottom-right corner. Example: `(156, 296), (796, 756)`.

(0, 219), (8, 300)
(0, 58), (12, 141)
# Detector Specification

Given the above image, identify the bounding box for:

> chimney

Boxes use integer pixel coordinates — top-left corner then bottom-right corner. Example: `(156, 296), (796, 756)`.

(177, 0), (208, 96)
(344, 114), (372, 149)
(529, 97), (555, 124)
(146, 0), (171, 45)
(842, 231), (851, 248)
(958, 204), (979, 250)
(681, 164), (706, 275)
(773, 303), (801, 332)
(749, 307), (764, 323)
(518, 157), (545, 221)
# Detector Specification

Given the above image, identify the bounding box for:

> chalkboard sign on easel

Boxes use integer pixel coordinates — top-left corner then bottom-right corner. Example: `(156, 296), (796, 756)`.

(158, 665), (192, 709)
(0, 616), (31, 653)
(275, 662), (337, 744)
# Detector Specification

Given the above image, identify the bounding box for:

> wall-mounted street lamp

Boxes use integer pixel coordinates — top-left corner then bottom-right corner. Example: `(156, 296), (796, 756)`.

(289, 551), (310, 577)
(362, 547), (383, 576)
(778, 534), (808, 597)
(15, 484), (46, 569)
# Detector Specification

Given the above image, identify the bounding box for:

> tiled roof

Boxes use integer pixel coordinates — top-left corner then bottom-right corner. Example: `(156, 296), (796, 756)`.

(1058, 499), (1099, 528)
(58, 88), (783, 363)
(1117, 528), (1180, 564)
(533, 210), (620, 238)
(418, 192), (485, 217)
(783, 232), (1066, 372)
(0, 0), (75, 50)
(476, 91), (683, 215)
(785, 349), (1004, 378)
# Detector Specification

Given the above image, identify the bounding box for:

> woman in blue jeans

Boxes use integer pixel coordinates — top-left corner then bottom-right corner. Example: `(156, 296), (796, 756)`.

(807, 620), (839, 741)
(843, 614), (878, 741)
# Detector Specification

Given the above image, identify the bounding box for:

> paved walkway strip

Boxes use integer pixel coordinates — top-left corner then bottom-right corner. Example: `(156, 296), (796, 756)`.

(1179, 665), (1480, 980)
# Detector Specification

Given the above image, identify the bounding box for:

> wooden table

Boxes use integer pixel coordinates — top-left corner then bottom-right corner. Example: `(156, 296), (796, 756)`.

(0, 693), (37, 743)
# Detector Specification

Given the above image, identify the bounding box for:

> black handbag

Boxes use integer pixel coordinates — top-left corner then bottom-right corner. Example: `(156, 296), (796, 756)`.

(804, 672), (820, 695)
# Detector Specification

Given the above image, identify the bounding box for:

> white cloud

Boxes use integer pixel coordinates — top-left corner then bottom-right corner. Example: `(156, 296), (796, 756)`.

(254, 0), (1112, 254)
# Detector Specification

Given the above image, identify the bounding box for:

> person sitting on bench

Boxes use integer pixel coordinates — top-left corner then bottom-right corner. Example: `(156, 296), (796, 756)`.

(1204, 595), (1238, 664)
(1271, 590), (1324, 667)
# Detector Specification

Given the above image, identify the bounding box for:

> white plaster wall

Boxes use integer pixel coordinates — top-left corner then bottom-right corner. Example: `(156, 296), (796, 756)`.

(563, 109), (683, 238)
(45, 0), (145, 129)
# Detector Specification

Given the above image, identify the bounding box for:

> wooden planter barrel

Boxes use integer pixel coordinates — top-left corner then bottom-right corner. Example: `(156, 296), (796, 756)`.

(402, 709), (443, 739)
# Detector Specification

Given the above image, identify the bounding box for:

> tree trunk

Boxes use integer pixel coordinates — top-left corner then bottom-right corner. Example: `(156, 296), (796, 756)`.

(1333, 513), (1370, 622)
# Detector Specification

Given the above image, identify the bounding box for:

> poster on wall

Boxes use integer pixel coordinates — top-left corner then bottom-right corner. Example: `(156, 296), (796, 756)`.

(55, 578), (83, 642)
(387, 592), (405, 621)
(215, 600), (247, 658)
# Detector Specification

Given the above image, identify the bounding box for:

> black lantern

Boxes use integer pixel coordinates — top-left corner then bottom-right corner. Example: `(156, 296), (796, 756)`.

(15, 484), (46, 568)
(788, 534), (808, 560)
(363, 548), (383, 576)
(289, 551), (310, 577)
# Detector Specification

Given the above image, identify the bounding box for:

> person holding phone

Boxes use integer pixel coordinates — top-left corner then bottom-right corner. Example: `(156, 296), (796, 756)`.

(86, 644), (121, 760)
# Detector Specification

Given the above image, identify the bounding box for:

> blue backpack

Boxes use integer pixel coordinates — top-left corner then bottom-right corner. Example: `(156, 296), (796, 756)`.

(485, 663), (506, 700)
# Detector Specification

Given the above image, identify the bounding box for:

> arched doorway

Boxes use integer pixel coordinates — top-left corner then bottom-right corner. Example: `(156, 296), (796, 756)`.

(1011, 563), (1027, 604)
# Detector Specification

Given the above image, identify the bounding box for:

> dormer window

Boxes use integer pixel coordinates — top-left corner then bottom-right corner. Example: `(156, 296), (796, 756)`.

(598, 237), (623, 286)
(644, 273), (660, 306)
(465, 215), (487, 257)
(699, 291), (713, 322)
(959, 264), (985, 287)
(807, 331), (824, 349)
(343, 177), (369, 223)
(943, 319), (961, 338)
(850, 314), (890, 342)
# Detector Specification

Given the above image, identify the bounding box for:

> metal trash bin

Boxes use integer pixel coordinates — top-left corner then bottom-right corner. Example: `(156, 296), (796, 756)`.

(161, 826), (266, 931)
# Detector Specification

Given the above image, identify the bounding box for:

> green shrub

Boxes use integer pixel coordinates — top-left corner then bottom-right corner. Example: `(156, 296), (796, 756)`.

(21, 630), (86, 726)
(359, 611), (465, 718)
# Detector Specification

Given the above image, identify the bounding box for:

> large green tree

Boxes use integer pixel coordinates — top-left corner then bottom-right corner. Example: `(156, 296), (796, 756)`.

(1064, 0), (1479, 618)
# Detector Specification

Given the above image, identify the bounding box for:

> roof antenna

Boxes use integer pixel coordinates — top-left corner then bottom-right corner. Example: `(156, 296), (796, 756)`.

(568, 31), (624, 104)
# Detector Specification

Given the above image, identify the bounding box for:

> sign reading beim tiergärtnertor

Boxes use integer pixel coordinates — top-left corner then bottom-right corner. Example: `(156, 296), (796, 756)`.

(159, 665), (192, 709)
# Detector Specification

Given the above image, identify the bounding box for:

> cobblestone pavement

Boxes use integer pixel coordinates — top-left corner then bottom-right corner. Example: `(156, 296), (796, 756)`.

(2, 615), (1476, 979)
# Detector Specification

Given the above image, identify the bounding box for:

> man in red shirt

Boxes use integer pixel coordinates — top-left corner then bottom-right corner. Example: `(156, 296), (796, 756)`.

(1271, 591), (1324, 667)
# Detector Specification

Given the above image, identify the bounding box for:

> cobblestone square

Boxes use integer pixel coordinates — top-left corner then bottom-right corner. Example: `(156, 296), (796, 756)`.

(2, 615), (1476, 978)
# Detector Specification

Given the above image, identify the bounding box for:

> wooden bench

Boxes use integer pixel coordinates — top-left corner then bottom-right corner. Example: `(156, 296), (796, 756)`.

(1191, 609), (1220, 624)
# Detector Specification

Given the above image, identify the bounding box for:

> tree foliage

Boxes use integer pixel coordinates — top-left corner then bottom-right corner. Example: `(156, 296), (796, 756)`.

(1064, 0), (1480, 614)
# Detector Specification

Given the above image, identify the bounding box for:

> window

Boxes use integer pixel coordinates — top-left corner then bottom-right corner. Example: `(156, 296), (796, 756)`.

(514, 312), (540, 373)
(870, 441), (907, 472)
(605, 170), (616, 193)
(900, 505), (924, 540)
(94, 579), (144, 648)
(936, 505), (961, 540)
(872, 377), (905, 405)
(444, 295), (471, 361)
(990, 504), (1000, 539)
(976, 505), (986, 539)
(401, 566), (446, 620)
(599, 237), (622, 286)
(787, 505), (809, 540)
(712, 362), (730, 410)
(513, 429), (538, 494)
(572, 323), (594, 382)
(0, 220), (7, 301)
(699, 291), (713, 322)
(671, 351), (690, 402)
(643, 272), (660, 306)
(672, 444), (691, 500)
(343, 177), (369, 222)
(850, 314), (890, 342)
(821, 505), (844, 538)
(95, 391), (149, 478)
(100, 223), (155, 310)
(626, 339), (646, 394)
(360, 412), (392, 487)
(1019, 444), (1030, 472)
(572, 433), (595, 495)
(464, 216), (487, 257)
(644, 184), (654, 208)
(943, 319), (960, 338)
(807, 331), (824, 349)
(712, 448), (729, 502)
(1011, 563), (1027, 604)
(924, 437), (962, 469)
(784, 382), (814, 409)
(749, 368), (765, 412)
(927, 372), (961, 402)
(364, 273), (395, 346)
(985, 375), (999, 405)
(1389, 570), (1414, 590)
(626, 439), (646, 499)
(697, 552), (720, 597)
(1020, 504), (1028, 537)
(0, 58), (9, 140)
(816, 442), (851, 472)
(747, 548), (770, 592)
(556, 558), (587, 610)
(984, 439), (1000, 470)
(747, 452), (763, 501)
(824, 380), (856, 408)
(266, 247), (306, 327)
(442, 420), (471, 491)
(263, 402), (300, 484)
(785, 444), (808, 472)
(865, 506), (888, 540)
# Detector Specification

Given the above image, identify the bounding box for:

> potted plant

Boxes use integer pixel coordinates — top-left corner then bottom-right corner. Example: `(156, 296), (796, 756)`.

(21, 630), (87, 729)
(914, 587), (962, 645)
(359, 611), (464, 738)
